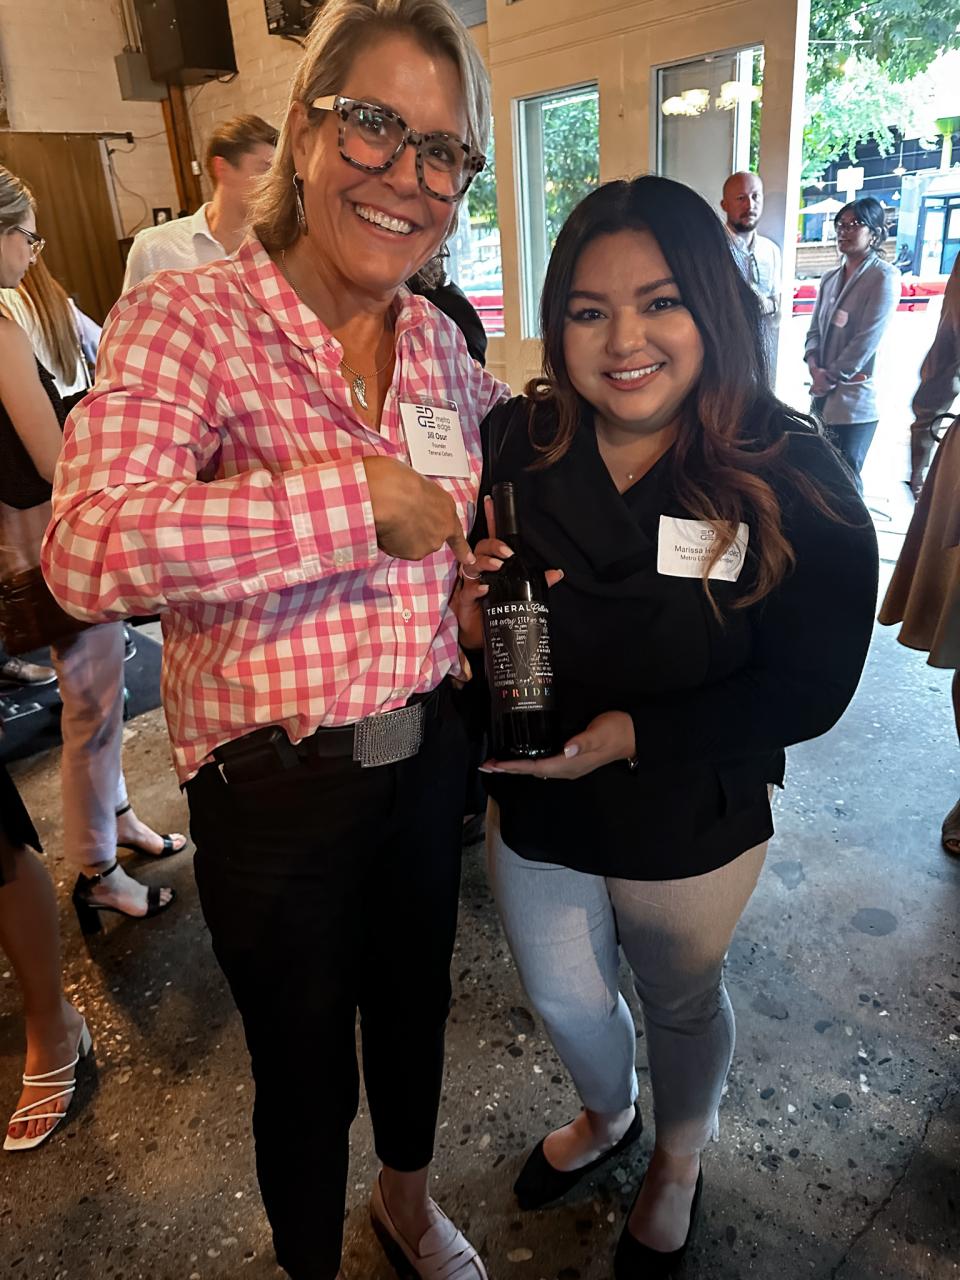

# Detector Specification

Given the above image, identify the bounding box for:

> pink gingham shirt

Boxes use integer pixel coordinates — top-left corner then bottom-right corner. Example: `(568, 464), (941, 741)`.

(43, 240), (508, 782)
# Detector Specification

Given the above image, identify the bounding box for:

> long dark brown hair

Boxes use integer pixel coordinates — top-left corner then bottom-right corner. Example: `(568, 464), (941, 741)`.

(526, 174), (836, 609)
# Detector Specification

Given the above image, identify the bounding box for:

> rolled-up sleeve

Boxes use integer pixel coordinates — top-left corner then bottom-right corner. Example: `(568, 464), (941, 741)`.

(42, 281), (379, 622)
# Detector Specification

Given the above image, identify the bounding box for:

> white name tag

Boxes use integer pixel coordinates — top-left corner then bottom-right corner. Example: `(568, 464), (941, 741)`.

(399, 401), (470, 477)
(832, 308), (849, 329)
(657, 517), (749, 582)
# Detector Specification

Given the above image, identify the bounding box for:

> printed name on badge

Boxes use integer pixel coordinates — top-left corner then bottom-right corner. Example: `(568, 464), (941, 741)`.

(399, 401), (471, 478)
(657, 516), (749, 582)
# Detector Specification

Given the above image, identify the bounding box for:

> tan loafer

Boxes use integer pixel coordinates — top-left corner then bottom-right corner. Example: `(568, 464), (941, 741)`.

(370, 1174), (487, 1279)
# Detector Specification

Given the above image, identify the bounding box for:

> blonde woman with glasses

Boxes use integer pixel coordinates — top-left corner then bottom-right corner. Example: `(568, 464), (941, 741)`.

(0, 167), (180, 921)
(0, 256), (100, 400)
(44, 2), (506, 1276)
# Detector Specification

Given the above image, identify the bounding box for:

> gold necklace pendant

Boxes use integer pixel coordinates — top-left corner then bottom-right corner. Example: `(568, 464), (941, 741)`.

(352, 373), (368, 411)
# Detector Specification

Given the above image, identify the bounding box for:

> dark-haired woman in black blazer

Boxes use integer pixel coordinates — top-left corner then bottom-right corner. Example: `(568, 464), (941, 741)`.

(457, 175), (878, 1278)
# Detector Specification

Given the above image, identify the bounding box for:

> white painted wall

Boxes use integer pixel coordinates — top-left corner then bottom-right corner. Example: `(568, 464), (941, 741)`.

(485, 0), (810, 389)
(186, 0), (301, 196)
(0, 0), (178, 235)
(138, 0), (808, 391)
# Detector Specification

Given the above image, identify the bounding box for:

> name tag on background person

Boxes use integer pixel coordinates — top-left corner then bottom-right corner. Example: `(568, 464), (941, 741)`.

(832, 308), (849, 328)
(399, 401), (470, 477)
(657, 517), (749, 582)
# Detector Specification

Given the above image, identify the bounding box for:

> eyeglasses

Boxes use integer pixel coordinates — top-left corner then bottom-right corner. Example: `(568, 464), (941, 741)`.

(835, 217), (867, 230)
(310, 95), (485, 203)
(12, 225), (45, 262)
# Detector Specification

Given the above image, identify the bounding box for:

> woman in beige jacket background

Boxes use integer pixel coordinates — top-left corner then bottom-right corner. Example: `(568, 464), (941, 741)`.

(879, 255), (960, 853)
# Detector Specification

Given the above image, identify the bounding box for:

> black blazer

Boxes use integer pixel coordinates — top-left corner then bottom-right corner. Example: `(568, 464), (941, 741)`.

(474, 397), (879, 880)
(406, 278), (488, 366)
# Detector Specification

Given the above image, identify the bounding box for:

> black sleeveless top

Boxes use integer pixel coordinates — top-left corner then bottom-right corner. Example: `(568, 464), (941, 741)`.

(0, 357), (68, 510)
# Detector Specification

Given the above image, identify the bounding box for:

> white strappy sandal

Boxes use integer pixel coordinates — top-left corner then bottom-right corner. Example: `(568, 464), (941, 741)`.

(370, 1174), (487, 1280)
(3, 1020), (92, 1152)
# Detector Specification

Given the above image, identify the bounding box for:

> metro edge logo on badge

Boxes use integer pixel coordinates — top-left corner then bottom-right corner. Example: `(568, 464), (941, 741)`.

(656, 516), (749, 582)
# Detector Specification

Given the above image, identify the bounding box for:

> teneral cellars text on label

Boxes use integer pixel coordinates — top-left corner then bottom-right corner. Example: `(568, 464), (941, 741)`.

(484, 601), (554, 713)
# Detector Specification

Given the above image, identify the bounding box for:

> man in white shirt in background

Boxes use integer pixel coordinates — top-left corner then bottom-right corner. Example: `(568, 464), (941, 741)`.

(721, 171), (782, 321)
(122, 114), (277, 291)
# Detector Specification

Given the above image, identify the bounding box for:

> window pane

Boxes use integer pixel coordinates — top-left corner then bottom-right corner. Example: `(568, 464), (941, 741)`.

(657, 48), (764, 204)
(451, 118), (504, 337)
(517, 84), (600, 337)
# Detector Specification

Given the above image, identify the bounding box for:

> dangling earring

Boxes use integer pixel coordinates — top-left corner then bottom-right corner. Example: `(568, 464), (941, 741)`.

(293, 172), (307, 233)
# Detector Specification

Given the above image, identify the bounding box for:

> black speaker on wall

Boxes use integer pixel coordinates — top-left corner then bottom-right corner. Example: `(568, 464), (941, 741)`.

(265, 0), (321, 37)
(135, 0), (238, 85)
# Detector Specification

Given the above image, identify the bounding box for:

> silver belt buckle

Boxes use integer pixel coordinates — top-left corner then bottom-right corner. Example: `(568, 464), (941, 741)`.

(352, 701), (425, 768)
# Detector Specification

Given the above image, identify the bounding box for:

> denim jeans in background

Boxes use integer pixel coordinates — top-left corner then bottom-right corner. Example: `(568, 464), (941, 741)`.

(823, 421), (879, 492)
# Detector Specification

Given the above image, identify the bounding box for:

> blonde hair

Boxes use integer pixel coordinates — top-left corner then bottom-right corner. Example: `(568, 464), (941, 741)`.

(17, 258), (82, 387)
(250, 0), (489, 281)
(0, 166), (35, 233)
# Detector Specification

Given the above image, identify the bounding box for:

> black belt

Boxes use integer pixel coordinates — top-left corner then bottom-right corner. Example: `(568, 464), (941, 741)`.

(211, 685), (445, 785)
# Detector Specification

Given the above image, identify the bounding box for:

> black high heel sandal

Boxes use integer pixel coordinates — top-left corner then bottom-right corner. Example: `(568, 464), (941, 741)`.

(514, 1104), (643, 1210)
(114, 802), (188, 859)
(614, 1167), (703, 1279)
(72, 861), (176, 935)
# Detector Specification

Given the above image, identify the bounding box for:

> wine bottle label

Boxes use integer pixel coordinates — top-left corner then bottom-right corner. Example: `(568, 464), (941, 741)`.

(484, 601), (554, 712)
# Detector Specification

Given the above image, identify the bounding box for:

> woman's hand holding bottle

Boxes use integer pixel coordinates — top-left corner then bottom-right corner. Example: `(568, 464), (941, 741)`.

(481, 709), (637, 781)
(454, 495), (563, 650)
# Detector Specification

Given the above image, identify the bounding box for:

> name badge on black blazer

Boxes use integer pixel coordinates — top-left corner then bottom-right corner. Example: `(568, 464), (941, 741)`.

(657, 517), (749, 582)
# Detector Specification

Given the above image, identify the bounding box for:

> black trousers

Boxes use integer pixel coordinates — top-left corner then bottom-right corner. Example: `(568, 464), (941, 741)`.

(186, 691), (469, 1280)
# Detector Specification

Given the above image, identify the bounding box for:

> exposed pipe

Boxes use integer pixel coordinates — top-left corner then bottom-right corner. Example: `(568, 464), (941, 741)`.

(118, 0), (142, 51)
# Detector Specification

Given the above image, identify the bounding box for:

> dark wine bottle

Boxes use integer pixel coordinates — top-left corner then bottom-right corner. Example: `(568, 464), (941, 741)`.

(481, 481), (557, 759)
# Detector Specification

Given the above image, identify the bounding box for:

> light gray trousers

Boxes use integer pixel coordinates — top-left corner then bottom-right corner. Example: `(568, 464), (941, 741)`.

(50, 622), (129, 870)
(487, 801), (767, 1156)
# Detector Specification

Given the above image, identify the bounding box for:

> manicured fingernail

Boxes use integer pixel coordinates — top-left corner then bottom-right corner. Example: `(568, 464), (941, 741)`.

(563, 744), (579, 758)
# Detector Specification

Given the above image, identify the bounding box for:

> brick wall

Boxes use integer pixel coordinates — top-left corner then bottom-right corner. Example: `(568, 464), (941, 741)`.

(0, 0), (178, 234)
(185, 2), (486, 198)
(187, 0), (300, 197)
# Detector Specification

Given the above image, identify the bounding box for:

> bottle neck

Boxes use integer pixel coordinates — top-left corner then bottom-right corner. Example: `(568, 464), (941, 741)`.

(492, 483), (521, 546)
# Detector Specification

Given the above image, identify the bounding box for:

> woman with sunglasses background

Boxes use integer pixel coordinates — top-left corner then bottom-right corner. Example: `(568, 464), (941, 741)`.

(804, 196), (900, 488)
(880, 252), (960, 856)
(43, 2), (505, 1277)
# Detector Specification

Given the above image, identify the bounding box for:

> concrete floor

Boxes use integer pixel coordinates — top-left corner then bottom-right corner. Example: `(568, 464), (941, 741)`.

(2, 532), (960, 1277)
(1, 569), (958, 1280)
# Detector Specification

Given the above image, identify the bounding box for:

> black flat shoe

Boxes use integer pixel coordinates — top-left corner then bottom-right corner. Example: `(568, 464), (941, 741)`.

(614, 1168), (703, 1279)
(72, 862), (176, 936)
(514, 1104), (643, 1210)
